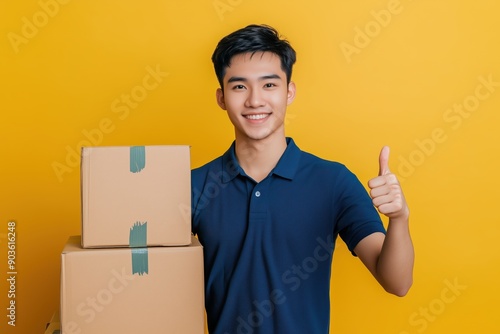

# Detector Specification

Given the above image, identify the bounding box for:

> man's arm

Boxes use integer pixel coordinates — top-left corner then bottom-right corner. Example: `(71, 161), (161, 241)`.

(354, 146), (414, 297)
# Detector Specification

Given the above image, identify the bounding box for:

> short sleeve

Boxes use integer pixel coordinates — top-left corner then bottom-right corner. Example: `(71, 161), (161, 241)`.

(334, 166), (386, 255)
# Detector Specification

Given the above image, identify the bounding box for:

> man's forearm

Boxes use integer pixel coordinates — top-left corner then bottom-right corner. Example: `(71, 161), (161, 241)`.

(376, 217), (414, 296)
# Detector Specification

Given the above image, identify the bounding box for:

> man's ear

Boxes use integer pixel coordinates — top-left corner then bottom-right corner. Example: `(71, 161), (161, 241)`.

(216, 88), (226, 110)
(287, 81), (296, 105)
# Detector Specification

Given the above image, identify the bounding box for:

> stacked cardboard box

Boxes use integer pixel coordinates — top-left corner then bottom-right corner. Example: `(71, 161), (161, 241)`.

(60, 146), (204, 334)
(44, 311), (60, 334)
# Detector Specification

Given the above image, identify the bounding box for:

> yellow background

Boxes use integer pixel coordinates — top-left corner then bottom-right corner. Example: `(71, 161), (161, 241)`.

(1, 0), (499, 333)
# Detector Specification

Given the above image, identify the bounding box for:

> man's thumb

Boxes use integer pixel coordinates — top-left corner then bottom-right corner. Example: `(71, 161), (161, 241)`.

(379, 146), (390, 176)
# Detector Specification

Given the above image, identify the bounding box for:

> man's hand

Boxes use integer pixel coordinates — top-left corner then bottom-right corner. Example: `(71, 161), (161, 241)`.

(368, 146), (409, 222)
(355, 146), (414, 296)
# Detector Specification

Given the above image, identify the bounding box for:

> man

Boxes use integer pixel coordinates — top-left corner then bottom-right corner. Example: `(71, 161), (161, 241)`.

(192, 24), (414, 334)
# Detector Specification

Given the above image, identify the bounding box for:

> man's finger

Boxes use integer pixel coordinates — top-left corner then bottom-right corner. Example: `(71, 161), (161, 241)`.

(379, 146), (391, 176)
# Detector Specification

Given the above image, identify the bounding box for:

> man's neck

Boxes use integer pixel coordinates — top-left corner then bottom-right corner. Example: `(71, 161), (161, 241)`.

(234, 135), (287, 183)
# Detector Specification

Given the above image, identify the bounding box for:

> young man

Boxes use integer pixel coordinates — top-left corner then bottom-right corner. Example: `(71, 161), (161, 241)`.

(192, 24), (414, 334)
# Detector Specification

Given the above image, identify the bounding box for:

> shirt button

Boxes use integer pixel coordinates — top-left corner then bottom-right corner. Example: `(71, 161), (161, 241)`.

(255, 191), (261, 197)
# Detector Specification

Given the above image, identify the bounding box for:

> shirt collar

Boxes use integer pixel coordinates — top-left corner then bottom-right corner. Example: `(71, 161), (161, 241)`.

(220, 137), (301, 183)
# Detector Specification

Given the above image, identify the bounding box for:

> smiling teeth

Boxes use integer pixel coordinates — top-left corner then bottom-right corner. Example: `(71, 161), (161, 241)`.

(246, 114), (267, 120)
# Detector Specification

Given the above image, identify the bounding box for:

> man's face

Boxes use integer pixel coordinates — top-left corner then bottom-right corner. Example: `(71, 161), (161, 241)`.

(216, 51), (296, 143)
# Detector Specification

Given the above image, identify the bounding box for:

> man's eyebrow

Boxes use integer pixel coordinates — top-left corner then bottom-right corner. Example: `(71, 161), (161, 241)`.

(227, 74), (283, 83)
(260, 74), (282, 80)
(227, 76), (247, 83)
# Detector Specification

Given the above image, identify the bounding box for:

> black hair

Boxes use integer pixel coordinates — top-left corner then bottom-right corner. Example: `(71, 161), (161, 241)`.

(211, 24), (296, 89)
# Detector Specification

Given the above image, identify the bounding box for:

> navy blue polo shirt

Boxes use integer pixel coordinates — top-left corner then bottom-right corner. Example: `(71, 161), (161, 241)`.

(192, 138), (385, 334)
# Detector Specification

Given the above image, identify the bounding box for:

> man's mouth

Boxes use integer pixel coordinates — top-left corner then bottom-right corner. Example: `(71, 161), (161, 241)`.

(244, 113), (270, 120)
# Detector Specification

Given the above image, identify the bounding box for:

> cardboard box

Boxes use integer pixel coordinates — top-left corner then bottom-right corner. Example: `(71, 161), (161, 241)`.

(60, 236), (205, 334)
(44, 323), (60, 334)
(81, 145), (191, 248)
(44, 311), (60, 334)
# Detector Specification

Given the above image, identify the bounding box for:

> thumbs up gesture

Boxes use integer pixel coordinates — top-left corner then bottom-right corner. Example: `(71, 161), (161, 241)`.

(368, 146), (409, 222)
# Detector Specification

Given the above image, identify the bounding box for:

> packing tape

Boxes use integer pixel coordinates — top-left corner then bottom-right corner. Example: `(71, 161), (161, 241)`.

(130, 146), (146, 173)
(130, 222), (148, 275)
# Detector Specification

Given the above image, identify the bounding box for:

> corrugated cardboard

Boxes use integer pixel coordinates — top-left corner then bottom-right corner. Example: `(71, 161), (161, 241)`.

(81, 145), (191, 248)
(44, 311), (60, 334)
(60, 236), (205, 334)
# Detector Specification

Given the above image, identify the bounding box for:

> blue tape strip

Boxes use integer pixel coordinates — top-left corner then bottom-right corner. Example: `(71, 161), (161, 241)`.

(130, 222), (148, 275)
(130, 146), (146, 173)
(129, 221), (147, 247)
(131, 248), (149, 276)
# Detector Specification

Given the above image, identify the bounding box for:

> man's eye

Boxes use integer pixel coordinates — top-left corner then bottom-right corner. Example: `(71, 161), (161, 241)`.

(264, 83), (276, 88)
(233, 85), (245, 90)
